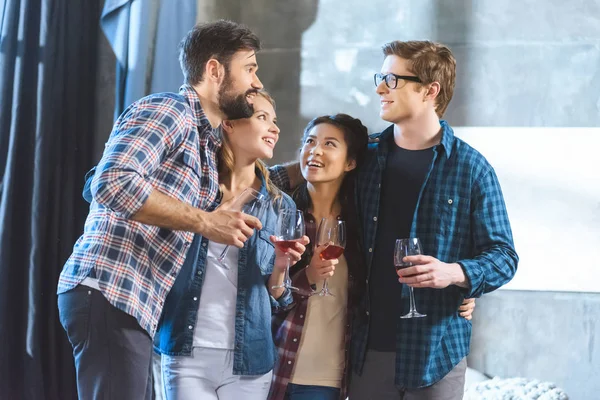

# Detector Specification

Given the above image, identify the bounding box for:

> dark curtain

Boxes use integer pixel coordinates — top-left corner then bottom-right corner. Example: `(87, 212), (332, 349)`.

(0, 0), (102, 398)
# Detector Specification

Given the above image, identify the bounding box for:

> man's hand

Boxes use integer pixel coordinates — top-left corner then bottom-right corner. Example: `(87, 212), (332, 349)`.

(459, 298), (476, 320)
(397, 255), (468, 289)
(270, 235), (310, 271)
(131, 189), (261, 244)
(305, 243), (338, 284)
(200, 209), (262, 248)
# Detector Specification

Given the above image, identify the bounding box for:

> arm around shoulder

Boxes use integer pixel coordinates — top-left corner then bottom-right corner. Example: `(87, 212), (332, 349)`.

(268, 162), (303, 193)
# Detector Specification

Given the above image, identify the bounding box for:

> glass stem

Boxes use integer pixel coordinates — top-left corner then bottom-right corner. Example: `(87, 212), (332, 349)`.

(322, 278), (330, 292)
(218, 245), (230, 263)
(283, 255), (292, 286)
(408, 287), (417, 313)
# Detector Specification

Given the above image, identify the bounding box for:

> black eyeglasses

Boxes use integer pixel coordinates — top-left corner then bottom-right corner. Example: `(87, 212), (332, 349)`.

(374, 73), (422, 89)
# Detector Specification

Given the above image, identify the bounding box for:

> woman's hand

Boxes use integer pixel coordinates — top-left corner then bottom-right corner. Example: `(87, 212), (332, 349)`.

(459, 298), (476, 320)
(270, 235), (310, 271)
(305, 243), (338, 285)
(267, 235), (310, 300)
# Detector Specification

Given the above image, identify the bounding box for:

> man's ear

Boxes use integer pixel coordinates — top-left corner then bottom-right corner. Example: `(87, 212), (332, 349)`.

(206, 58), (225, 84)
(221, 119), (235, 134)
(424, 81), (441, 102)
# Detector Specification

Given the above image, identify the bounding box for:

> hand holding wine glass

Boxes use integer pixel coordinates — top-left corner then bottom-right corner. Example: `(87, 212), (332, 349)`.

(271, 235), (309, 272)
(313, 218), (346, 297)
(271, 210), (306, 292)
(305, 242), (338, 285)
(394, 238), (426, 318)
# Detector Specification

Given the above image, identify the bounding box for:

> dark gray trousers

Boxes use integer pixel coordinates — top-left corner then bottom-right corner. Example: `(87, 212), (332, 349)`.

(58, 285), (153, 400)
(349, 351), (467, 400)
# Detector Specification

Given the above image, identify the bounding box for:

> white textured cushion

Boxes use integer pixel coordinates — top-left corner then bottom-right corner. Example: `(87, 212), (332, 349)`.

(465, 377), (569, 400)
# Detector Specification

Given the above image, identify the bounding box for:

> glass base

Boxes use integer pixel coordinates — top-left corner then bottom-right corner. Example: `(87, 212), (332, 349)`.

(311, 288), (334, 297)
(271, 284), (299, 292)
(400, 311), (426, 319)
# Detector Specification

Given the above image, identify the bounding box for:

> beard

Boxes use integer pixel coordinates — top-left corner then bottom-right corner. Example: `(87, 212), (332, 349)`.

(218, 74), (257, 120)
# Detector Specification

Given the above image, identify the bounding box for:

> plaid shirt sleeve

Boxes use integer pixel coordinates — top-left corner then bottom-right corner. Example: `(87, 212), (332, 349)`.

(458, 167), (519, 298)
(90, 96), (189, 219)
(268, 165), (292, 193)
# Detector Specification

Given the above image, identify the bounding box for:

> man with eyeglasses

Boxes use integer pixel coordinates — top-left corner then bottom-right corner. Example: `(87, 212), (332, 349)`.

(348, 41), (518, 399)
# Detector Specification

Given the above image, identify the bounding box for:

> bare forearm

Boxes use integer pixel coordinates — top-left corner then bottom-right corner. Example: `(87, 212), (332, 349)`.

(131, 189), (206, 233)
(449, 262), (469, 288)
(268, 270), (285, 299)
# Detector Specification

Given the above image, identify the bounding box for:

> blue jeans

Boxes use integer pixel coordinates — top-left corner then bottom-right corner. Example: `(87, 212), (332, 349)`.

(285, 383), (340, 400)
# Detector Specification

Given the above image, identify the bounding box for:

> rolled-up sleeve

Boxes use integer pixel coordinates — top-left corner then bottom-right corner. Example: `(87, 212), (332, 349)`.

(458, 168), (519, 298)
(90, 96), (188, 219)
(270, 288), (294, 311)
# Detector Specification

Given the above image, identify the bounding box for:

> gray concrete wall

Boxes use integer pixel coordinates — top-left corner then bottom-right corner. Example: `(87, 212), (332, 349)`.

(295, 0), (600, 134)
(469, 291), (600, 399)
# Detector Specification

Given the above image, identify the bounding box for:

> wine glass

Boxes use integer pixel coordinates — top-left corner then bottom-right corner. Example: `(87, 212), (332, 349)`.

(271, 210), (305, 292)
(314, 218), (346, 297)
(217, 188), (266, 264)
(394, 238), (426, 319)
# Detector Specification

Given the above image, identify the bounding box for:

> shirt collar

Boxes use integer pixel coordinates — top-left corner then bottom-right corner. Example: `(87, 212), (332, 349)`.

(438, 120), (455, 159)
(372, 121), (455, 159)
(179, 84), (222, 146)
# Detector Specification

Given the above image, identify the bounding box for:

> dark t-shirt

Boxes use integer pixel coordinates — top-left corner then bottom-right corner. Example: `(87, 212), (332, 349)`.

(367, 137), (434, 351)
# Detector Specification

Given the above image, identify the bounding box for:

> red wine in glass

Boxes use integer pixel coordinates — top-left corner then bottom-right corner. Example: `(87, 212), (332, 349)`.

(320, 245), (344, 260)
(314, 218), (346, 297)
(395, 260), (412, 272)
(271, 210), (305, 292)
(274, 239), (300, 253)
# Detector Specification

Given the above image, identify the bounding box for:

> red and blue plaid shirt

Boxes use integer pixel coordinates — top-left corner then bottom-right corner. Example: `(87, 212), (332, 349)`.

(57, 85), (221, 337)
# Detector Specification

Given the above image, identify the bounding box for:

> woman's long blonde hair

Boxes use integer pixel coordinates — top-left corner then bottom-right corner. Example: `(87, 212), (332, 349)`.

(218, 90), (281, 200)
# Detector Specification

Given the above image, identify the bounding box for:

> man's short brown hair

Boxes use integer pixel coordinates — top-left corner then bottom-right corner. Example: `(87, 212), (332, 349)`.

(382, 40), (456, 117)
(179, 20), (261, 85)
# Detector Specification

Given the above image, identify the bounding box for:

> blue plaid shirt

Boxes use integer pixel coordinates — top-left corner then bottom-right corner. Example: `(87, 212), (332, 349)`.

(351, 121), (518, 388)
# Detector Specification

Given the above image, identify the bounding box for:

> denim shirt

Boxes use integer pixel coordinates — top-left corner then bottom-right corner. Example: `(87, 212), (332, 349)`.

(154, 172), (296, 376)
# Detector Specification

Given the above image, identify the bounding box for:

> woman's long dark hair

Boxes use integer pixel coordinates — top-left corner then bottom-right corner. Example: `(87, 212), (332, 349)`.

(290, 113), (368, 305)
